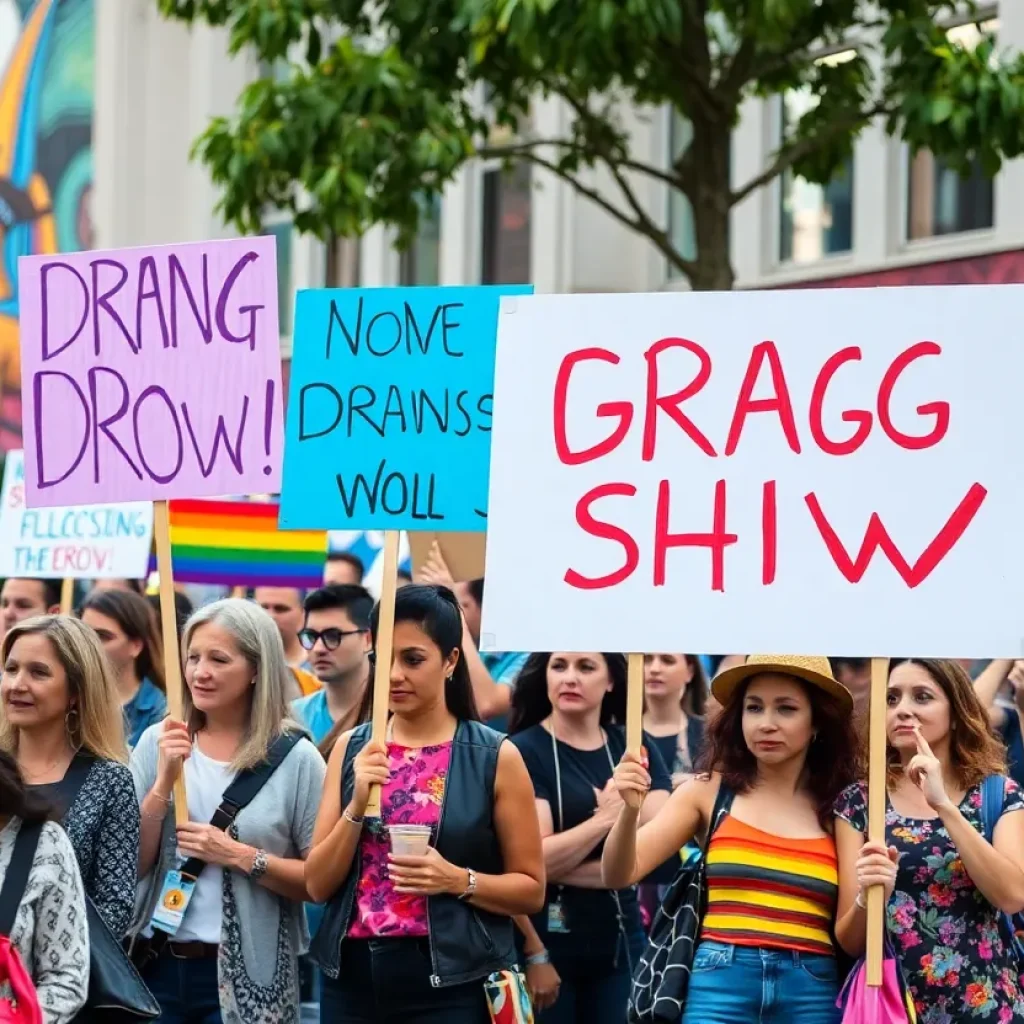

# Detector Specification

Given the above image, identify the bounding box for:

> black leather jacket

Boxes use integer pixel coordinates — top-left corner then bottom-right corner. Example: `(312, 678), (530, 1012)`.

(312, 719), (516, 987)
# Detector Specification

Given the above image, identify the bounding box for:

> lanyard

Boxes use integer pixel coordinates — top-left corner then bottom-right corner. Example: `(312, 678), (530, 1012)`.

(549, 722), (615, 833)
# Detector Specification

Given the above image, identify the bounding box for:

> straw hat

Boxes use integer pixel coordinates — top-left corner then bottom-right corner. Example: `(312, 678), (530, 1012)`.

(711, 654), (853, 713)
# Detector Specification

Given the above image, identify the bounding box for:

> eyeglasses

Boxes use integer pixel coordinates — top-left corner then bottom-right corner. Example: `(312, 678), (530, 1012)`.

(298, 627), (366, 652)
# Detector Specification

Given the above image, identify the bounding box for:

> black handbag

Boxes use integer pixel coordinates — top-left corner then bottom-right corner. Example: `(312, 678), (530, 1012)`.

(74, 897), (160, 1022)
(628, 783), (734, 1024)
(58, 755), (159, 1022)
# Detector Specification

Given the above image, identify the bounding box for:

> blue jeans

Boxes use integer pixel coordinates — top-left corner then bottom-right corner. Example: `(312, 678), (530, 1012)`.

(142, 953), (222, 1024)
(681, 940), (841, 1024)
(540, 928), (646, 1024)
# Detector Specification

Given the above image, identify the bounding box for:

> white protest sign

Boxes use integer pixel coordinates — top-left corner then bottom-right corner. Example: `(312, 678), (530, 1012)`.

(0, 450), (153, 579)
(481, 286), (1024, 658)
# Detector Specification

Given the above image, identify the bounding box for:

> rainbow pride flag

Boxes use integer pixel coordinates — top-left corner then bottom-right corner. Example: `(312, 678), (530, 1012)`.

(165, 499), (327, 588)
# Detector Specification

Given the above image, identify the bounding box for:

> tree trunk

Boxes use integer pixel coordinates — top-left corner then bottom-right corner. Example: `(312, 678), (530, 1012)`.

(688, 116), (735, 291)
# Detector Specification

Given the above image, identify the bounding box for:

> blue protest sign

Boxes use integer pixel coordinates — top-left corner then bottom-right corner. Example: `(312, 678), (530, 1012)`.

(280, 284), (532, 530)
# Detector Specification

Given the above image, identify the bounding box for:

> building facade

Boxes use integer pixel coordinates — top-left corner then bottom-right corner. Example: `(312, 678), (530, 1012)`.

(93, 1), (1022, 336)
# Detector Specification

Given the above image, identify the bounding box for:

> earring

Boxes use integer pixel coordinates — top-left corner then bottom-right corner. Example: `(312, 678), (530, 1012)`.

(64, 707), (81, 749)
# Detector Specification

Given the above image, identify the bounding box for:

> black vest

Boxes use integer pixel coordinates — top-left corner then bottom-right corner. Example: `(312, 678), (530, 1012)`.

(312, 720), (516, 987)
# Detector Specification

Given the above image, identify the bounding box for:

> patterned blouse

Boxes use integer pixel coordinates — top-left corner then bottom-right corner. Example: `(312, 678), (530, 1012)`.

(0, 819), (89, 1023)
(835, 780), (1024, 1024)
(33, 756), (140, 938)
(348, 741), (452, 938)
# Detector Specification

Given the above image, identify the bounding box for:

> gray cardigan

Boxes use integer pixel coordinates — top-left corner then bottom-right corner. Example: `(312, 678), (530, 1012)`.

(128, 724), (326, 1024)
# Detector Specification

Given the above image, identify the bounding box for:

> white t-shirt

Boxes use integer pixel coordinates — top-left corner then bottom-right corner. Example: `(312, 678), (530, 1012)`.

(175, 743), (236, 944)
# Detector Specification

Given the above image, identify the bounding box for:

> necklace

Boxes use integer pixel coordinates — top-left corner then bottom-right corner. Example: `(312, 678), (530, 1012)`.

(20, 755), (65, 782)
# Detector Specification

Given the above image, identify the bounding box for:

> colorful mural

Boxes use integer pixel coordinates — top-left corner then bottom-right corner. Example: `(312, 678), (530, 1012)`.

(0, 0), (92, 449)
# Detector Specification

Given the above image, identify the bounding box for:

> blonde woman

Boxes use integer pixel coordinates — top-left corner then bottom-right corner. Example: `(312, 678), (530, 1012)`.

(129, 599), (326, 1024)
(0, 614), (138, 937)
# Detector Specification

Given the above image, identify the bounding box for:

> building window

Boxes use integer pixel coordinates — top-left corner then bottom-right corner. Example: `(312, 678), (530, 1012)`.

(399, 195), (441, 285)
(262, 219), (293, 338)
(667, 112), (697, 277)
(481, 163), (531, 284)
(906, 17), (998, 241)
(779, 49), (856, 264)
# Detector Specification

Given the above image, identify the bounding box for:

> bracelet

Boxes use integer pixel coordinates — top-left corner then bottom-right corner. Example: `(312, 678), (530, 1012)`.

(525, 950), (551, 967)
(342, 808), (365, 826)
(248, 848), (269, 881)
(141, 807), (167, 821)
(149, 789), (170, 804)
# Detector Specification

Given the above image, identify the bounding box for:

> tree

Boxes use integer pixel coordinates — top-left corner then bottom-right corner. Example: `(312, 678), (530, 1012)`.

(156, 0), (1024, 291)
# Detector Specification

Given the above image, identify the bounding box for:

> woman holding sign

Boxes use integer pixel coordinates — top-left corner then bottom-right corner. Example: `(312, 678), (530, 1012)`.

(508, 652), (672, 1024)
(129, 600), (325, 1024)
(306, 584), (544, 1024)
(834, 659), (1024, 1024)
(602, 654), (858, 1024)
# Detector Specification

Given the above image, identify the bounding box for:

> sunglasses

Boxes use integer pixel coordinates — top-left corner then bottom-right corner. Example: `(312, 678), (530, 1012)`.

(298, 627), (367, 652)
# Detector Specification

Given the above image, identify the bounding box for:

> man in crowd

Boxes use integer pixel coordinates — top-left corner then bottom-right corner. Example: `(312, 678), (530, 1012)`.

(831, 657), (871, 723)
(291, 584), (373, 744)
(254, 586), (320, 698)
(1, 578), (61, 643)
(323, 551), (364, 586)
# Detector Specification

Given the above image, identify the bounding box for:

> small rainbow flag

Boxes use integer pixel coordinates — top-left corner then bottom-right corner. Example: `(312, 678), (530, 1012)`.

(164, 499), (327, 588)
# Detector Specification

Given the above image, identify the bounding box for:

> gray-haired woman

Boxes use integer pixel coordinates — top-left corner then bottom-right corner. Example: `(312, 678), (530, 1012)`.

(127, 599), (326, 1024)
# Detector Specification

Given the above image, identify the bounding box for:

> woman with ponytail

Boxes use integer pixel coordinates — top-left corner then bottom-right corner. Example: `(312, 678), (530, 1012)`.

(0, 750), (88, 1021)
(306, 584), (545, 1023)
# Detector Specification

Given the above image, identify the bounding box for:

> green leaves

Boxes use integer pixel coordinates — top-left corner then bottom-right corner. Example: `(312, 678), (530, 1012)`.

(157, 0), (1024, 289)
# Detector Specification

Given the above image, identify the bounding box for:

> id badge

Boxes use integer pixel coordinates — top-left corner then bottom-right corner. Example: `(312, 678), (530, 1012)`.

(547, 897), (570, 934)
(149, 869), (196, 934)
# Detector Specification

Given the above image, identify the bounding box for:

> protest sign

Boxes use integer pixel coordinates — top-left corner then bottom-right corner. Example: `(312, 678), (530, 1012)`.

(18, 236), (284, 508)
(481, 286), (1024, 658)
(280, 284), (532, 531)
(0, 450), (153, 580)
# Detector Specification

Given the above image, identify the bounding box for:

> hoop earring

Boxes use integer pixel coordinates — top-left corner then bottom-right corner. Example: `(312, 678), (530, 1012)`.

(64, 707), (82, 749)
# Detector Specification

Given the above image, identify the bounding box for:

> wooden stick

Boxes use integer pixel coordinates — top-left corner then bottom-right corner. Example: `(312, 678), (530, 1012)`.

(59, 578), (74, 615)
(866, 656), (888, 986)
(624, 652), (645, 810)
(365, 530), (400, 818)
(153, 500), (189, 827)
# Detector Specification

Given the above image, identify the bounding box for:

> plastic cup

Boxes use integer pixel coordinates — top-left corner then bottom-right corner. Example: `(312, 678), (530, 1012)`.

(388, 824), (432, 856)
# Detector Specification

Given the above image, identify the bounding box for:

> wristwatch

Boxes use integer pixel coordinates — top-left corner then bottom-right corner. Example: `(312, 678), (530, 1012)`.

(458, 868), (478, 901)
(248, 848), (269, 881)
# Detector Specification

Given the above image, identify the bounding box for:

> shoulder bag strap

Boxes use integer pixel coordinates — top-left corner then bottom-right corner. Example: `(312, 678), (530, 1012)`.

(702, 781), (734, 855)
(144, 732), (304, 958)
(0, 820), (43, 936)
(980, 774), (1005, 843)
(178, 731), (304, 881)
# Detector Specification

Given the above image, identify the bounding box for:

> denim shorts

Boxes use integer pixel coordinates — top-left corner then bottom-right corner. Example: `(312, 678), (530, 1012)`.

(680, 940), (841, 1024)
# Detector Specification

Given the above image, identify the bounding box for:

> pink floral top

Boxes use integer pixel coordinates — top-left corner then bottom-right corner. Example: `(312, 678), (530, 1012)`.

(348, 741), (452, 938)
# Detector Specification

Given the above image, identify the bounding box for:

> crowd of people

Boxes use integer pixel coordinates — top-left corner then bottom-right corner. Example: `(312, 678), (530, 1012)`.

(0, 552), (1022, 1024)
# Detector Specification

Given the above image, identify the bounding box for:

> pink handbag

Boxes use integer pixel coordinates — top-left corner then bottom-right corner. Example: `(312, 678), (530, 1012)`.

(0, 936), (42, 1024)
(836, 937), (917, 1024)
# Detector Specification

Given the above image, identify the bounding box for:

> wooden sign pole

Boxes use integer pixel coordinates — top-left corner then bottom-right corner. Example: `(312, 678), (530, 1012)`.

(153, 500), (189, 827)
(865, 656), (889, 986)
(365, 530), (400, 818)
(624, 651), (645, 810)
(59, 578), (74, 615)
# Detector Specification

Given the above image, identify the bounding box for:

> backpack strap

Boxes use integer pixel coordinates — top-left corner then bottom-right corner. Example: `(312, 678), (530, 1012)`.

(0, 820), (44, 937)
(980, 774), (1006, 843)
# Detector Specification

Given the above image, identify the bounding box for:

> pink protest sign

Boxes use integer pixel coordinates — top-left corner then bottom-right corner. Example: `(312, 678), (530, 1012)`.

(18, 236), (284, 508)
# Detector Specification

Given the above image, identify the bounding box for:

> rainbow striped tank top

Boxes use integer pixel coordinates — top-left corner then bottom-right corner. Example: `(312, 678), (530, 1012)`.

(700, 814), (838, 956)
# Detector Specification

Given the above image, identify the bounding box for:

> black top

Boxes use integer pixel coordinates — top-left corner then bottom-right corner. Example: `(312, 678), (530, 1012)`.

(511, 724), (671, 966)
(643, 718), (706, 885)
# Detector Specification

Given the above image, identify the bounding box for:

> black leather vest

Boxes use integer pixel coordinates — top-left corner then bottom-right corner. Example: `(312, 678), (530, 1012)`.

(312, 720), (516, 987)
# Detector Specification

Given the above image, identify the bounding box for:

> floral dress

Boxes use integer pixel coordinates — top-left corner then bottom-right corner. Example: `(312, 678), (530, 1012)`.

(835, 781), (1024, 1024)
(347, 740), (452, 938)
